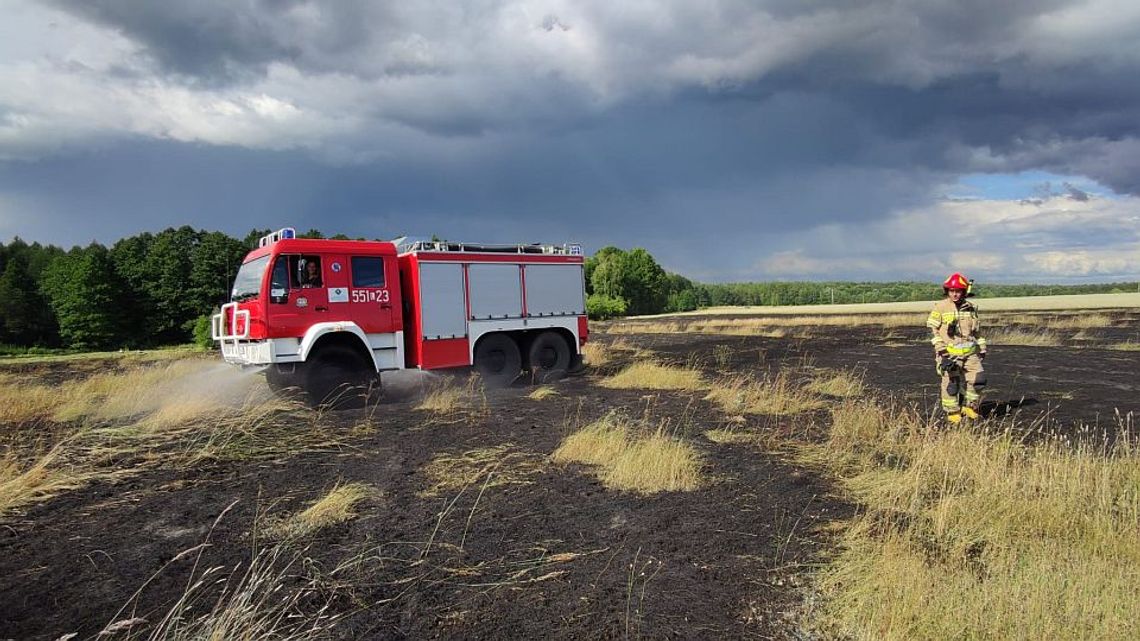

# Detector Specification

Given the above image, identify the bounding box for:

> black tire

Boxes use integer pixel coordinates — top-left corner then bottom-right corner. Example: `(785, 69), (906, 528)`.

(304, 345), (378, 409)
(526, 331), (571, 382)
(265, 365), (303, 397)
(474, 333), (522, 387)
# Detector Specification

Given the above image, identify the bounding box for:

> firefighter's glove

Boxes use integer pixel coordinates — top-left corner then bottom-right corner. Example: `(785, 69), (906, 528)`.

(938, 357), (959, 375)
(979, 351), (987, 361)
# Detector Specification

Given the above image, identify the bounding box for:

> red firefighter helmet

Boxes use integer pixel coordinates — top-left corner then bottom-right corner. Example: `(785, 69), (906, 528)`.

(942, 272), (970, 292)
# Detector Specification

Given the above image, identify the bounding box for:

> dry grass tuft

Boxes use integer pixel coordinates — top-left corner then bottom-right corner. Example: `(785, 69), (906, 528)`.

(600, 361), (705, 390)
(264, 483), (374, 540)
(581, 341), (612, 368)
(552, 414), (629, 467)
(419, 444), (544, 497)
(603, 435), (703, 493)
(528, 386), (559, 400)
(0, 446), (89, 516)
(706, 373), (826, 416)
(553, 413), (703, 494)
(984, 328), (1064, 347)
(104, 545), (340, 640)
(802, 401), (1140, 640)
(703, 428), (770, 448)
(416, 383), (468, 413)
(1045, 313), (1114, 330)
(1110, 341), (1140, 351)
(1000, 313), (1046, 326)
(806, 370), (866, 398)
(606, 313), (921, 336)
(1, 358), (336, 513)
(0, 380), (62, 424)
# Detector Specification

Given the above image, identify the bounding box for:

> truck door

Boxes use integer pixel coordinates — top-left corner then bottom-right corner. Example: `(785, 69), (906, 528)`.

(347, 254), (397, 334)
(266, 254), (329, 337)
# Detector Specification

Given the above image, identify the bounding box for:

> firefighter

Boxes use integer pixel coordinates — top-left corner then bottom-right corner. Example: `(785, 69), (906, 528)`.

(299, 259), (322, 287)
(927, 272), (988, 423)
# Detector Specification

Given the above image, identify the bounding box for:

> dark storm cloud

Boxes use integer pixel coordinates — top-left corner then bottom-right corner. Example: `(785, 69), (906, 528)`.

(48, 0), (302, 83)
(43, 0), (1140, 194)
(4, 1), (1139, 280)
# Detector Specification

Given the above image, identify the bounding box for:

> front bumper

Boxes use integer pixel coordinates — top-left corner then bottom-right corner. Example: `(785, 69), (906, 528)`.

(221, 340), (273, 365)
(219, 338), (302, 366)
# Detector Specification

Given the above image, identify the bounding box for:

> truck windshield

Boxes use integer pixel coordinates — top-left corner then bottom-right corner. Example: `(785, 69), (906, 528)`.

(231, 255), (270, 301)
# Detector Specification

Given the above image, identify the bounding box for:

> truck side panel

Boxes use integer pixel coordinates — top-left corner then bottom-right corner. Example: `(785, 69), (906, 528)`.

(419, 263), (468, 338)
(468, 263), (523, 319)
(523, 264), (585, 316)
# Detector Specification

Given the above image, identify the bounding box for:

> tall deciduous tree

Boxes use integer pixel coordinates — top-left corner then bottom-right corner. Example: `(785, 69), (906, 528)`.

(617, 248), (668, 315)
(141, 226), (201, 342)
(189, 231), (249, 314)
(41, 245), (125, 349)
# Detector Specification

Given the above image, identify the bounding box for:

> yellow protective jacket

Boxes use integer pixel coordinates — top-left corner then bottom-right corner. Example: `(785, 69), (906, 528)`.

(927, 298), (987, 356)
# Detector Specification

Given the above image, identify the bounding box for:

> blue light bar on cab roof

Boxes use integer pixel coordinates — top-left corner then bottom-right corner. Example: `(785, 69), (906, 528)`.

(259, 227), (298, 247)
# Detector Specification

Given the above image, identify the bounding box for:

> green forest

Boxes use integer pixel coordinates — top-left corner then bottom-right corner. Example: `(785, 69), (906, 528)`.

(0, 231), (1136, 352)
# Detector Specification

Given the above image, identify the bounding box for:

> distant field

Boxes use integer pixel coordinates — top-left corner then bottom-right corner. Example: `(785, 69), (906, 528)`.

(648, 292), (1140, 317)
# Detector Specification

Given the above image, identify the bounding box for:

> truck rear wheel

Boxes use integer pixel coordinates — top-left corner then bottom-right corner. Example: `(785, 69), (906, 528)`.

(474, 333), (522, 386)
(304, 345), (378, 409)
(527, 331), (571, 382)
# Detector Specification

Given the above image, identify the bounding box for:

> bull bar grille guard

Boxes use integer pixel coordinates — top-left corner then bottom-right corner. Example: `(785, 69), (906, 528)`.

(212, 302), (251, 345)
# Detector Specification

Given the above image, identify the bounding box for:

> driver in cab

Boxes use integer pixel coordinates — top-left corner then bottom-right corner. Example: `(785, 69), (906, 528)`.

(299, 259), (322, 288)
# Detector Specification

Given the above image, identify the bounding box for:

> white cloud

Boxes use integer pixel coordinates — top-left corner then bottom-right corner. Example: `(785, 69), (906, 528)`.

(744, 193), (1140, 282)
(1, 0), (1138, 163)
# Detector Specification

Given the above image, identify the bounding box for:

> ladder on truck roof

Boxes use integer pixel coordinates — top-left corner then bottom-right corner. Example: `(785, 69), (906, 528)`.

(398, 239), (583, 256)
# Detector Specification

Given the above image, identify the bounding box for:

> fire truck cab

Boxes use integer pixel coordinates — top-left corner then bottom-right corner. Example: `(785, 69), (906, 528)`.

(213, 228), (588, 404)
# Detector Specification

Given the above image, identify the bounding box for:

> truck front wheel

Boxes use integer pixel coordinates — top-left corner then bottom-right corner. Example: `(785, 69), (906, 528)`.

(527, 331), (571, 382)
(265, 365), (302, 397)
(474, 334), (521, 386)
(304, 345), (378, 408)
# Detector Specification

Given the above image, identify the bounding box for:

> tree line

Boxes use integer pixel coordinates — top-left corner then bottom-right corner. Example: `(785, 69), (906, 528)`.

(0, 227), (348, 352)
(584, 246), (1138, 318)
(1, 232), (1136, 351)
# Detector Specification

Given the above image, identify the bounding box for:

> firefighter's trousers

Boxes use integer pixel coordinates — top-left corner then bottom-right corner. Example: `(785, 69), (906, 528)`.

(936, 354), (985, 414)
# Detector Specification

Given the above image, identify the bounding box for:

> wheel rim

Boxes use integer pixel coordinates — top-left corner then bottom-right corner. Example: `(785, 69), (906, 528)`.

(536, 345), (558, 369)
(485, 349), (507, 373)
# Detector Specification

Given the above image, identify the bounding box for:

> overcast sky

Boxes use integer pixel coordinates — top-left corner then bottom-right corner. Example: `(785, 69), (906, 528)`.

(2, 0), (1139, 283)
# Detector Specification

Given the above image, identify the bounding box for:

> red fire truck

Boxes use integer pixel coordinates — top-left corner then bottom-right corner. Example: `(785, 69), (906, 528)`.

(213, 228), (588, 404)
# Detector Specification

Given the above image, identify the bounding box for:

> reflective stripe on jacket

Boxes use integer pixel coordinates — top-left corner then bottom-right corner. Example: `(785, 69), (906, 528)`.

(927, 299), (986, 353)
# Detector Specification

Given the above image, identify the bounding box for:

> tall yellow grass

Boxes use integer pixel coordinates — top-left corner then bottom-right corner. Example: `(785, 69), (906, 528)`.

(0, 380), (62, 424)
(419, 444), (544, 496)
(984, 328), (1063, 347)
(0, 446), (88, 515)
(553, 413), (703, 494)
(706, 373), (826, 415)
(599, 362), (705, 390)
(415, 384), (468, 413)
(605, 313), (922, 336)
(805, 370), (865, 398)
(804, 401), (1140, 640)
(264, 482), (374, 540)
(1045, 313), (1114, 330)
(581, 341), (612, 367)
(52, 360), (222, 424)
(1, 359), (314, 512)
